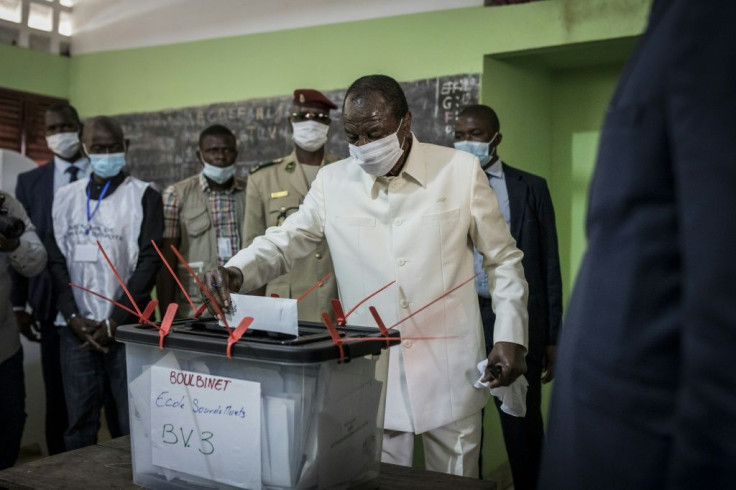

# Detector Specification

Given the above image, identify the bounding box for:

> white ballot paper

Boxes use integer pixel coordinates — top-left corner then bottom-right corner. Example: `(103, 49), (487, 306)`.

(220, 293), (299, 338)
(150, 366), (262, 489)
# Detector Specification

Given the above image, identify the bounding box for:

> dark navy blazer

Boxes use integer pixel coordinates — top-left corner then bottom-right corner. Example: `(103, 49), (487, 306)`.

(483, 163), (563, 363)
(542, 1), (736, 488)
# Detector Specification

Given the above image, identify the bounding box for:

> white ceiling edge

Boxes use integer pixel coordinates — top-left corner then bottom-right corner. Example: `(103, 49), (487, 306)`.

(70, 0), (483, 55)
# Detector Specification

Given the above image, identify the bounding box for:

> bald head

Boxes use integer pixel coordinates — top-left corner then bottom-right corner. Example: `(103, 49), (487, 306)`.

(82, 116), (126, 154)
(85, 116), (123, 140)
(344, 75), (409, 122)
(458, 105), (500, 133)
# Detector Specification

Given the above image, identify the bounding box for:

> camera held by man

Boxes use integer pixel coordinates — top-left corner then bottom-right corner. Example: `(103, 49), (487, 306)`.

(0, 194), (26, 247)
(0, 190), (46, 469)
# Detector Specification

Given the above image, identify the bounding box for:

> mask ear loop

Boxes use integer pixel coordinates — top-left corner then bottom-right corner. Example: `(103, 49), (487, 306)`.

(488, 132), (499, 156)
(395, 116), (407, 149)
(480, 132), (500, 171)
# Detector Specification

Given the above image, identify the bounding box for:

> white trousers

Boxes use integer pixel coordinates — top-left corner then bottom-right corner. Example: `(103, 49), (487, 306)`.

(381, 410), (482, 478)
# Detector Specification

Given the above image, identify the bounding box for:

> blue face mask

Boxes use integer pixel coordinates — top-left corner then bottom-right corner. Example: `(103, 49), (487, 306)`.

(89, 152), (126, 179)
(202, 162), (236, 184)
(453, 133), (499, 166)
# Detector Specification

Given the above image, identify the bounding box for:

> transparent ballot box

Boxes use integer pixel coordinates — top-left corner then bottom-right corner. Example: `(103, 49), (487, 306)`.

(116, 319), (398, 490)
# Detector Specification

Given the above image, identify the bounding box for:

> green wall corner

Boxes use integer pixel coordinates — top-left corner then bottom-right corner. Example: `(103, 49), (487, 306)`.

(0, 0), (653, 484)
(0, 44), (70, 99)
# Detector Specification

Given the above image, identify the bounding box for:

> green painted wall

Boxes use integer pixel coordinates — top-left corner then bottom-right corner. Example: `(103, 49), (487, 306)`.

(479, 57), (552, 478)
(483, 57), (553, 180)
(0, 0), (648, 484)
(0, 43), (70, 99)
(550, 63), (623, 299)
(67, 0), (650, 117)
(479, 52), (628, 478)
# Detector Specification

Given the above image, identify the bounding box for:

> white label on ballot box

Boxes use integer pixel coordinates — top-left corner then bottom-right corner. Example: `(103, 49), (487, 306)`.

(150, 366), (262, 489)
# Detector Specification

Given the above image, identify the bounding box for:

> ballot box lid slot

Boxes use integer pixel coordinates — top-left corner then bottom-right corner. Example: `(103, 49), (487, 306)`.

(115, 320), (399, 363)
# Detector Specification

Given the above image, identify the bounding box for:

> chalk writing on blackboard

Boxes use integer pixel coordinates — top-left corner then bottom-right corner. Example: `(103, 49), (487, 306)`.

(114, 74), (479, 190)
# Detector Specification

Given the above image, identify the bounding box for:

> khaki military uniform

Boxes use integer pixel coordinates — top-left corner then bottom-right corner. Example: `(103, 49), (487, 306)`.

(244, 149), (337, 322)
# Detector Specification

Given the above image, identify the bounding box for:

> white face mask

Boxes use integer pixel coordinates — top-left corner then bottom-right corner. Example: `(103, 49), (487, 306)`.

(46, 132), (80, 160)
(349, 117), (405, 177)
(292, 120), (329, 152)
(453, 132), (499, 167)
(202, 161), (236, 184)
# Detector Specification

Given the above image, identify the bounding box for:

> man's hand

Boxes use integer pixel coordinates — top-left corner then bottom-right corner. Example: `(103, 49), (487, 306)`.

(541, 344), (557, 384)
(482, 341), (527, 388)
(201, 266), (244, 314)
(14, 310), (40, 342)
(81, 318), (117, 351)
(68, 316), (99, 341)
(103, 318), (118, 343)
(0, 233), (20, 253)
(68, 316), (108, 353)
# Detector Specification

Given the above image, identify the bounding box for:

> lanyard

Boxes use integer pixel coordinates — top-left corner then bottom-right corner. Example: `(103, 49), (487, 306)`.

(86, 179), (112, 235)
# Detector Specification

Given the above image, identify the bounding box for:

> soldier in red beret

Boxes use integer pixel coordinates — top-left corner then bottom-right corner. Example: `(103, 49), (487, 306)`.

(242, 89), (338, 321)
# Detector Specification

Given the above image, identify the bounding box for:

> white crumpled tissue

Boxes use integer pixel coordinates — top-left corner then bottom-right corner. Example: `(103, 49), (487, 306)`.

(474, 359), (528, 417)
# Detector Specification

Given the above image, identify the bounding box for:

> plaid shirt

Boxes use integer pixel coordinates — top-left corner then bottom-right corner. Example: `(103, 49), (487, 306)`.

(162, 173), (244, 265)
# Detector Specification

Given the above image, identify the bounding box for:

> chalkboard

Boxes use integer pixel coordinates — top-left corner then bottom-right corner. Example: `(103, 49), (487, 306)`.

(115, 74), (479, 190)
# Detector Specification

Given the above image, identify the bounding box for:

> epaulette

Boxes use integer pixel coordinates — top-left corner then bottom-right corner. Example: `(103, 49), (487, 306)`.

(250, 158), (282, 174)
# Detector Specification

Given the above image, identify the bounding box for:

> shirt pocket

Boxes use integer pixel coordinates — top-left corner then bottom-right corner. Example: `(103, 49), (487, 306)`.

(421, 208), (460, 224)
(268, 196), (302, 226)
(181, 207), (211, 238)
(335, 216), (376, 227)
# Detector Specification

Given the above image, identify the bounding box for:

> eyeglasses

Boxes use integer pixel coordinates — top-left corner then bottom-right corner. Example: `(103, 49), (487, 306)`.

(290, 111), (331, 123)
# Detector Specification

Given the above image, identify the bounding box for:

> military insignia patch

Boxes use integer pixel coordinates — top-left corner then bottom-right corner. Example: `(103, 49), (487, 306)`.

(271, 190), (289, 199)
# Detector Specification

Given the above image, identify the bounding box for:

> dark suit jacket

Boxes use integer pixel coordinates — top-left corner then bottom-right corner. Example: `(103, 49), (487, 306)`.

(484, 163), (563, 362)
(10, 161), (56, 322)
(543, 1), (736, 488)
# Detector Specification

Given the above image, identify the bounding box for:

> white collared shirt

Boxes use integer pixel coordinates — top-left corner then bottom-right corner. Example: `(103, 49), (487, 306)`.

(475, 159), (511, 298)
(227, 135), (528, 433)
(53, 155), (91, 194)
(485, 158), (510, 226)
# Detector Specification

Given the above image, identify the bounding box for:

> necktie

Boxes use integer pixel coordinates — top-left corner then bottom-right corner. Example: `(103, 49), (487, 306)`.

(65, 165), (79, 183)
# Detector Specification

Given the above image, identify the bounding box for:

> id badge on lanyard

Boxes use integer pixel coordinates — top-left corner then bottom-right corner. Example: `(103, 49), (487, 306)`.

(76, 179), (112, 262)
(73, 244), (98, 262)
(218, 237), (233, 261)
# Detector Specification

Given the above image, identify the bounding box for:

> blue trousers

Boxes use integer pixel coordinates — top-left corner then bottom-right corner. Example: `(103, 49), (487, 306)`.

(59, 328), (129, 450)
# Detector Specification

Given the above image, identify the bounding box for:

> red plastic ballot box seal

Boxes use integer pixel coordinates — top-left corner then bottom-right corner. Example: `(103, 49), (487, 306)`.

(219, 294), (299, 338)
